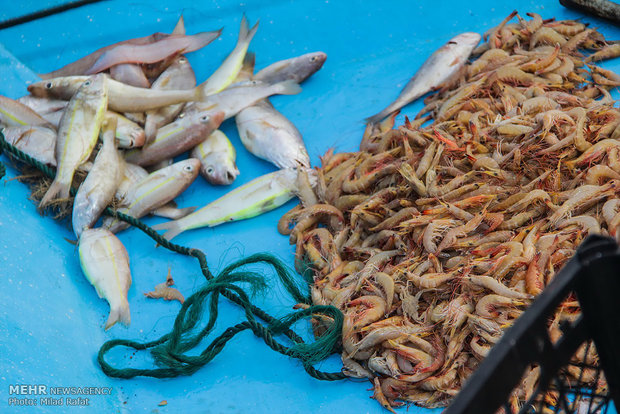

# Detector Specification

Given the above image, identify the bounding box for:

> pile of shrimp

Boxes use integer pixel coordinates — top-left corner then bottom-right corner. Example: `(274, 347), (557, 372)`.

(279, 11), (620, 411)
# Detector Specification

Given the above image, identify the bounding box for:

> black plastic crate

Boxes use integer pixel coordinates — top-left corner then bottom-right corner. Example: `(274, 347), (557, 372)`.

(445, 235), (620, 414)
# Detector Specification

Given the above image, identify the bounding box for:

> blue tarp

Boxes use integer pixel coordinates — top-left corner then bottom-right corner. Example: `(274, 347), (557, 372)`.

(1, 1), (620, 413)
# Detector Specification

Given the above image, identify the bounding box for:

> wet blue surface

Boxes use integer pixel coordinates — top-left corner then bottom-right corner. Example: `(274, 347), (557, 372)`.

(1, 1), (620, 413)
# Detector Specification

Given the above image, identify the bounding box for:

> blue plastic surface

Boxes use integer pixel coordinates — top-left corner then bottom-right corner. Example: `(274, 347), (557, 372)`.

(1, 1), (620, 413)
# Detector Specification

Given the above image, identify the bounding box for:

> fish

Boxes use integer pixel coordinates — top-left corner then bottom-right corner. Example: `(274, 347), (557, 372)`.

(72, 116), (124, 238)
(199, 16), (259, 96)
(236, 99), (310, 169)
(365, 32), (481, 125)
(109, 63), (150, 88)
(17, 95), (68, 115)
(39, 74), (108, 208)
(124, 110), (225, 167)
(103, 158), (200, 233)
(254, 51), (327, 84)
(190, 129), (239, 185)
(78, 228), (132, 330)
(38, 14), (187, 79)
(108, 112), (146, 148)
(85, 30), (222, 75)
(0, 95), (56, 129)
(1, 125), (57, 166)
(186, 79), (302, 120)
(152, 168), (299, 240)
(115, 161), (195, 219)
(144, 56), (197, 144)
(28, 75), (204, 113)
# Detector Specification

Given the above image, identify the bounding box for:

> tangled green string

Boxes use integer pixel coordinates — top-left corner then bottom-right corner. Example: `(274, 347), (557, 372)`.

(0, 131), (346, 382)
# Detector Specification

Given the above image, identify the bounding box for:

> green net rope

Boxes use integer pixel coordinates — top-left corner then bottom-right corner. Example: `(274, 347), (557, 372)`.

(0, 132), (346, 382)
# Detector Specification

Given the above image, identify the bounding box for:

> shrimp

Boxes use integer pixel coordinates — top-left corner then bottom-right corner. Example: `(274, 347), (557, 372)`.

(602, 199), (620, 235)
(465, 275), (532, 299)
(289, 204), (345, 244)
(372, 377), (397, 414)
(347, 295), (387, 331)
(548, 181), (618, 227)
(585, 43), (620, 63)
(505, 189), (554, 213)
(530, 27), (567, 49)
(422, 219), (461, 253)
(470, 336), (491, 358)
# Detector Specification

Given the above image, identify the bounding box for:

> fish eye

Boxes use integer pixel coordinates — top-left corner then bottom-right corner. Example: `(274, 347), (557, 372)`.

(207, 167), (214, 174)
(179, 113), (185, 118)
(448, 41), (457, 45)
(84, 80), (91, 86)
(45, 82), (53, 89)
(183, 165), (194, 172)
(179, 57), (186, 62)
(311, 56), (317, 61)
(200, 115), (210, 122)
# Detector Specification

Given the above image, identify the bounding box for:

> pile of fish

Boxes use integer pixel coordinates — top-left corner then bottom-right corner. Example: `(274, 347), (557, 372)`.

(280, 12), (620, 410)
(1, 15), (327, 329)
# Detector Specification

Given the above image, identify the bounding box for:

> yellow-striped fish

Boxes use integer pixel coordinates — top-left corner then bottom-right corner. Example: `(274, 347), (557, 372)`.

(199, 16), (259, 97)
(152, 168), (298, 240)
(0, 95), (55, 129)
(78, 228), (132, 330)
(40, 74), (108, 208)
(190, 129), (239, 185)
(103, 158), (200, 233)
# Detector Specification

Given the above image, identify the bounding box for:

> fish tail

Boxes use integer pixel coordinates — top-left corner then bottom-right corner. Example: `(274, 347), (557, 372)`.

(105, 299), (131, 330)
(365, 106), (399, 125)
(151, 220), (184, 241)
(144, 115), (158, 145)
(235, 51), (256, 82)
(273, 80), (302, 96)
(174, 206), (197, 219)
(238, 15), (259, 45)
(39, 177), (70, 209)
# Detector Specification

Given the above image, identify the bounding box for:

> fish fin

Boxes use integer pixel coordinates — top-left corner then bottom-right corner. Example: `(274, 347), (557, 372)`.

(151, 220), (184, 241)
(273, 80), (302, 96)
(235, 51), (256, 82)
(172, 15), (185, 35)
(144, 115), (158, 145)
(105, 299), (131, 330)
(39, 178), (70, 209)
(365, 108), (397, 126)
(172, 206), (197, 219)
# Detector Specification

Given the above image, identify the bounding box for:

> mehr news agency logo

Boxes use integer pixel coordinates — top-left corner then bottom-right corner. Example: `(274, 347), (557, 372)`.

(8, 384), (113, 407)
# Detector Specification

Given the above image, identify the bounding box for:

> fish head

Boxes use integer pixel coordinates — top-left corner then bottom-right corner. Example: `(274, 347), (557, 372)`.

(27, 76), (88, 99)
(198, 110), (226, 130)
(173, 158), (201, 183)
(304, 51), (327, 71)
(199, 152), (240, 185)
(78, 74), (108, 98)
(122, 126), (146, 148)
(449, 32), (482, 50)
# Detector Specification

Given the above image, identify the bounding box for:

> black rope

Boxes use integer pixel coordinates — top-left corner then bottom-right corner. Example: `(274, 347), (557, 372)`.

(0, 0), (106, 30)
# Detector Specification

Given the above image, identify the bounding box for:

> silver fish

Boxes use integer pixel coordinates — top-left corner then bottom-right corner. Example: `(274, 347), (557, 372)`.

(17, 95), (68, 115)
(40, 74), (108, 208)
(28, 75), (203, 113)
(199, 16), (258, 96)
(115, 161), (195, 219)
(72, 117), (124, 238)
(111, 112), (145, 148)
(2, 125), (57, 166)
(144, 56), (196, 144)
(236, 100), (310, 169)
(104, 158), (200, 233)
(254, 51), (327, 84)
(186, 79), (301, 120)
(78, 228), (132, 330)
(0, 95), (56, 129)
(365, 32), (481, 124)
(124, 110), (225, 167)
(190, 129), (239, 185)
(152, 168), (299, 241)
(109, 63), (150, 88)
